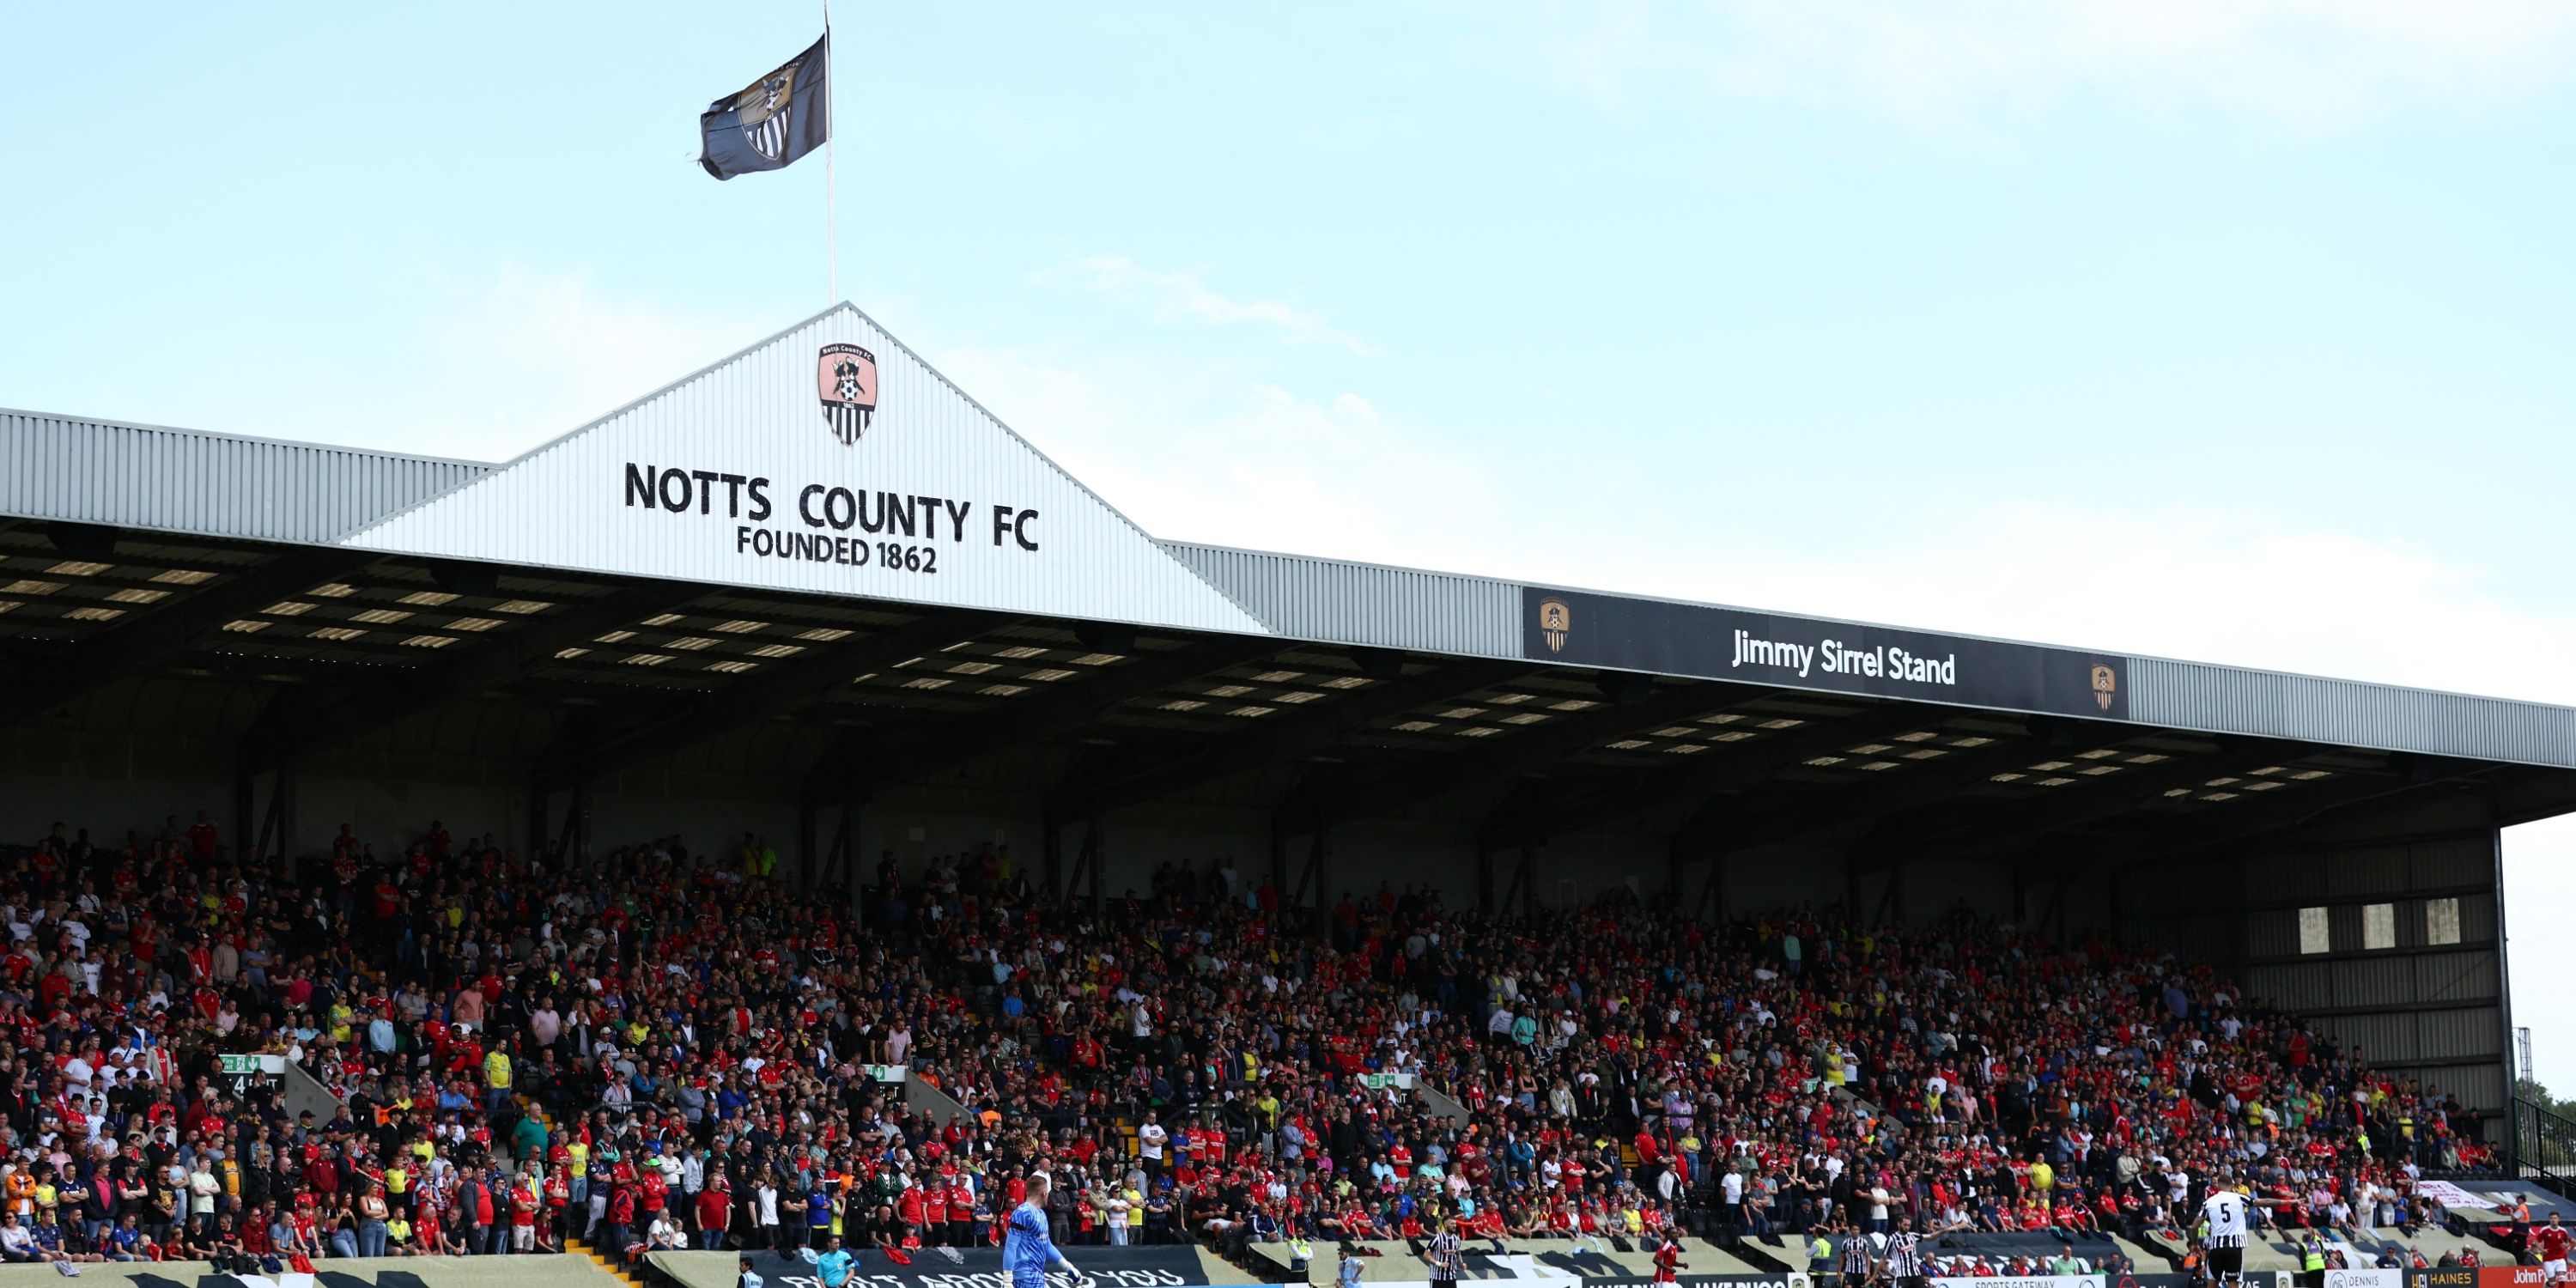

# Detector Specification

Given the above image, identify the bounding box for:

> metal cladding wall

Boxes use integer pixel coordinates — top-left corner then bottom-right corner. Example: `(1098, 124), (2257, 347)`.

(2129, 656), (2576, 769)
(2234, 827), (2511, 1115)
(336, 307), (1269, 636)
(0, 408), (488, 544)
(2123, 793), (2514, 1124)
(1160, 540), (1516, 655)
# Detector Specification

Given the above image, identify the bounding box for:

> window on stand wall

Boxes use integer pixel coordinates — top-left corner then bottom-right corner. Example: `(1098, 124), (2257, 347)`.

(2427, 896), (2463, 946)
(2299, 906), (2330, 955)
(2363, 902), (2397, 951)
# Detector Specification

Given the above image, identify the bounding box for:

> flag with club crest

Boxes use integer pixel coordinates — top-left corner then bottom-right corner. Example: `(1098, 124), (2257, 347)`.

(699, 33), (830, 179)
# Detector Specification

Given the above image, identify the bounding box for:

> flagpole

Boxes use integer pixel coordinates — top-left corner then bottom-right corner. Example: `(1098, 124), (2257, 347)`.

(824, 0), (837, 304)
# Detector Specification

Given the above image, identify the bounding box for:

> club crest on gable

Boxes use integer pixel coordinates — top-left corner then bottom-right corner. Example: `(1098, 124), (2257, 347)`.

(817, 343), (878, 445)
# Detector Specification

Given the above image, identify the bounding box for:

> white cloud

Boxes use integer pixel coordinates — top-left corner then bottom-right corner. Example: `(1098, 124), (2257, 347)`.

(1046, 255), (1378, 355)
(938, 343), (1497, 563)
(946, 331), (2576, 708)
(1499, 0), (2576, 128)
(374, 267), (762, 464)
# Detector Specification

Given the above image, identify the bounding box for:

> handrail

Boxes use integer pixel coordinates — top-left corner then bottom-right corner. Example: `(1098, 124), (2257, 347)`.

(2514, 1097), (2576, 1198)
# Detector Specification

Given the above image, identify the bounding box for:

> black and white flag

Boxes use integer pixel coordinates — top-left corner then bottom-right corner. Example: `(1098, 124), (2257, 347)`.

(699, 33), (830, 179)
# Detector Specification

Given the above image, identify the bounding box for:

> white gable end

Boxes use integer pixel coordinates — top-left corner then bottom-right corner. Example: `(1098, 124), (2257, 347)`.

(341, 307), (1268, 636)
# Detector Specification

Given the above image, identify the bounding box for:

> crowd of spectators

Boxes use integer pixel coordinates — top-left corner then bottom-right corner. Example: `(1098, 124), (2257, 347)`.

(0, 809), (2496, 1273)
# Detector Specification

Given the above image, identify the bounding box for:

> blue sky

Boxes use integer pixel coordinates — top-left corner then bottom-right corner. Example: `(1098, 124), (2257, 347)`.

(6, 3), (2576, 1077)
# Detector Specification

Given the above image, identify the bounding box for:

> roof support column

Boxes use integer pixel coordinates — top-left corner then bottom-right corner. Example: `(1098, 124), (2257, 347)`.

(1291, 829), (1328, 942)
(554, 783), (590, 873)
(1874, 859), (1905, 927)
(2489, 785), (2517, 1166)
(278, 762), (297, 865)
(1060, 818), (1106, 915)
(1694, 852), (1726, 923)
(1498, 841), (1535, 922)
(837, 800), (862, 928)
(529, 781), (587, 873)
(244, 756), (297, 867)
(798, 794), (819, 890)
(232, 766), (255, 872)
(1520, 841), (1538, 922)
(1312, 829), (1330, 942)
(1042, 811), (1063, 901)
(526, 791), (550, 874)
(2038, 875), (2069, 947)
(1268, 823), (1288, 916)
(1083, 819), (1105, 915)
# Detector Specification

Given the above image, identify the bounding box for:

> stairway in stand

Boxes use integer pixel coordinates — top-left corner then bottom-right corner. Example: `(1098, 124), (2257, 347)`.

(522, 1092), (647, 1288)
(568, 1231), (647, 1288)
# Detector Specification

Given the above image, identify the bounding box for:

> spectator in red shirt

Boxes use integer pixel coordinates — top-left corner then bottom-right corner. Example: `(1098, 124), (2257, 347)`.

(184, 811), (219, 862)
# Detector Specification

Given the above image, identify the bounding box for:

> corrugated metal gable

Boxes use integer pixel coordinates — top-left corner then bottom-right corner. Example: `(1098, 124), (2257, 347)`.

(333, 307), (1270, 637)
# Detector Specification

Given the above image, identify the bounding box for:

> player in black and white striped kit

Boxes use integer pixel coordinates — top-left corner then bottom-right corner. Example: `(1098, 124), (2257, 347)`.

(2198, 1170), (2284, 1288)
(1425, 1218), (1465, 1288)
(1836, 1226), (1876, 1288)
(1882, 1215), (1927, 1288)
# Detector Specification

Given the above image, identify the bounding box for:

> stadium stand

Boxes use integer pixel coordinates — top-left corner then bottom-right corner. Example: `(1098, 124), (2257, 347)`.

(0, 803), (2510, 1282)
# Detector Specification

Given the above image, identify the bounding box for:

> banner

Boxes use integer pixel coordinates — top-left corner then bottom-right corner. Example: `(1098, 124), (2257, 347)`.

(1458, 1254), (1577, 1279)
(1930, 1276), (2103, 1288)
(2412, 1272), (2476, 1288)
(23, 1258), (609, 1288)
(1521, 586), (2129, 721)
(709, 1245), (1209, 1288)
(2136, 1279), (2290, 1288)
(2476, 1269), (2547, 1288)
(2323, 1271), (2404, 1288)
(1372, 1277), (1806, 1288)
(2415, 1181), (2491, 1209)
